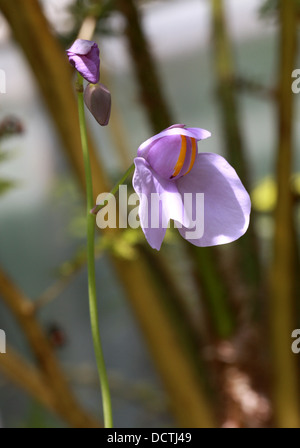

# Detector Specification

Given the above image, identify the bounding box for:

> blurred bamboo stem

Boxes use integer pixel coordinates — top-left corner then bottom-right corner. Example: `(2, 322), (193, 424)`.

(102, 71), (133, 169)
(211, 0), (248, 181)
(187, 245), (235, 339)
(112, 258), (216, 427)
(211, 0), (261, 292)
(0, 267), (100, 428)
(77, 15), (97, 40)
(0, 0), (216, 427)
(116, 0), (173, 133)
(270, 0), (300, 428)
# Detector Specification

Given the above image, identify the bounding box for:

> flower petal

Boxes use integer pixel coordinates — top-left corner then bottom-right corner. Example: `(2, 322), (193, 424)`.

(67, 39), (96, 55)
(137, 125), (211, 159)
(68, 55), (99, 84)
(185, 127), (212, 141)
(133, 157), (190, 250)
(176, 153), (251, 246)
(146, 134), (183, 179)
(67, 39), (100, 83)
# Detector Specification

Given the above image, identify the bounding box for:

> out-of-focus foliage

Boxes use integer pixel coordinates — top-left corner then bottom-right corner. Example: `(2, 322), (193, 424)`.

(251, 174), (300, 213)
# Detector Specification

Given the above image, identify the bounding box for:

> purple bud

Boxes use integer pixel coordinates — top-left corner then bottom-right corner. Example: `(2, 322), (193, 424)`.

(84, 83), (111, 126)
(66, 39), (100, 84)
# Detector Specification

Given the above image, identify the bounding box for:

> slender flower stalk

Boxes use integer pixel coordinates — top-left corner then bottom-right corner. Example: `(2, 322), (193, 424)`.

(76, 73), (113, 428)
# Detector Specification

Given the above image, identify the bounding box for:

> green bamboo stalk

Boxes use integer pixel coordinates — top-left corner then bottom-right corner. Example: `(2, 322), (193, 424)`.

(269, 0), (300, 428)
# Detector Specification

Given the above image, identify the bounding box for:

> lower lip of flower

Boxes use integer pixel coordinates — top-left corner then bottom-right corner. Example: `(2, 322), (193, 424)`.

(170, 135), (197, 179)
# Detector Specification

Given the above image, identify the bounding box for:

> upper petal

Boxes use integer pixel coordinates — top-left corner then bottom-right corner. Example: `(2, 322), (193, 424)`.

(175, 153), (251, 246)
(146, 134), (183, 179)
(137, 125), (211, 159)
(67, 40), (100, 83)
(185, 127), (212, 141)
(133, 157), (190, 250)
(67, 39), (96, 55)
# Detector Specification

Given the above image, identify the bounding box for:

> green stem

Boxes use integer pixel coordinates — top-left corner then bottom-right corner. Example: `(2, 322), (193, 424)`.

(76, 73), (113, 428)
(91, 163), (135, 215)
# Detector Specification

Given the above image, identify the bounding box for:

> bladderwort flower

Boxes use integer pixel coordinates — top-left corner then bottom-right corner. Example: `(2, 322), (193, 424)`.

(133, 124), (251, 250)
(67, 39), (100, 84)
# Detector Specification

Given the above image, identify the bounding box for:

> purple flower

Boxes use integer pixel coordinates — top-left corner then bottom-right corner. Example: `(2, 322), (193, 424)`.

(66, 39), (100, 84)
(133, 124), (251, 250)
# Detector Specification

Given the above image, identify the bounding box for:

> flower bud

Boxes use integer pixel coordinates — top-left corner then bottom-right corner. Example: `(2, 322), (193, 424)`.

(84, 83), (111, 126)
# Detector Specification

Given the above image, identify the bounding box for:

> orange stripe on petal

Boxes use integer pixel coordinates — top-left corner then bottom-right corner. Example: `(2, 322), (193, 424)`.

(171, 135), (187, 178)
(184, 138), (197, 176)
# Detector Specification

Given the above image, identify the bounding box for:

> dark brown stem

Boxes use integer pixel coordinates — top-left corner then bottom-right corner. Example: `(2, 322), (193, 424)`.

(116, 0), (173, 133)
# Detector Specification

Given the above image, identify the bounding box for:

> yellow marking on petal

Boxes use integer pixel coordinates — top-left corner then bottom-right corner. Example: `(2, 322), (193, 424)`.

(171, 135), (187, 178)
(184, 138), (197, 176)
